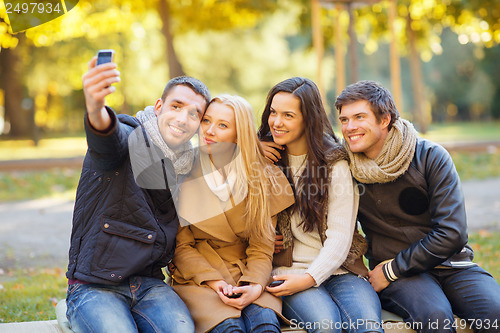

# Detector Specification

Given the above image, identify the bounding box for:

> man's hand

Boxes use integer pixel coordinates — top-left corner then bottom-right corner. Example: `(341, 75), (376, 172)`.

(368, 262), (390, 292)
(82, 56), (120, 131)
(260, 141), (284, 163)
(265, 274), (315, 297)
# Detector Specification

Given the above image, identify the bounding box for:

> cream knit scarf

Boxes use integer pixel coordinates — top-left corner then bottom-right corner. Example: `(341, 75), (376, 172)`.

(136, 106), (194, 175)
(199, 149), (247, 203)
(345, 118), (418, 184)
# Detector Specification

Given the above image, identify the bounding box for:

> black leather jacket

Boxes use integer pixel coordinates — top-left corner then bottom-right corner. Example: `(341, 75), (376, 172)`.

(358, 138), (475, 279)
(66, 107), (183, 285)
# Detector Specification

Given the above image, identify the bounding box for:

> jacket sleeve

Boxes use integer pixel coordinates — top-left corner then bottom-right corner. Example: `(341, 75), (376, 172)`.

(390, 141), (468, 279)
(85, 106), (133, 171)
(173, 225), (225, 286)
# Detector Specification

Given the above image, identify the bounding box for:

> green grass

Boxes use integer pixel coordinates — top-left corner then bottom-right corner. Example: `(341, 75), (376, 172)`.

(451, 151), (500, 180)
(0, 137), (87, 161)
(422, 121), (500, 143)
(0, 268), (67, 323)
(469, 231), (500, 282)
(0, 168), (80, 202)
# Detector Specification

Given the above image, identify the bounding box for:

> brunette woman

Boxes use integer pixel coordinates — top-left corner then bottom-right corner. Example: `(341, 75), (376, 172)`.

(258, 77), (383, 333)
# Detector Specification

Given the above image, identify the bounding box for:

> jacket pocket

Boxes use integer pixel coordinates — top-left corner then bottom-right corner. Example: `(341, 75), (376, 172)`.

(90, 216), (157, 283)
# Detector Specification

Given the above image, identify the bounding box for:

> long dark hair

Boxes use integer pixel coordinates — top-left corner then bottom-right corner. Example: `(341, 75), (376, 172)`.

(258, 77), (345, 234)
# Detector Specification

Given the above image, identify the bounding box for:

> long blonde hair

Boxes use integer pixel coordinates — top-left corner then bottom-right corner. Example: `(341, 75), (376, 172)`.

(209, 94), (273, 241)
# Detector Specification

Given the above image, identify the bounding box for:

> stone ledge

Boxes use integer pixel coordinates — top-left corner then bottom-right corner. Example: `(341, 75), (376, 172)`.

(0, 301), (473, 333)
(0, 320), (62, 333)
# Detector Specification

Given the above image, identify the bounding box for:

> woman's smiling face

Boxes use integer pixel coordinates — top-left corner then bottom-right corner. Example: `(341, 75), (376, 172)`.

(199, 101), (237, 154)
(268, 92), (307, 155)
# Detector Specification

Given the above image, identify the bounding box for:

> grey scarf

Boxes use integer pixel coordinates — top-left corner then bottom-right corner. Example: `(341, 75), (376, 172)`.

(345, 118), (418, 184)
(136, 106), (194, 175)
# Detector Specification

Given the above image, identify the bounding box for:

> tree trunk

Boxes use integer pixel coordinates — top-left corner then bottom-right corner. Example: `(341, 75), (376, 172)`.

(406, 13), (427, 133)
(158, 0), (185, 78)
(347, 3), (358, 84)
(0, 42), (33, 138)
(311, 0), (324, 100)
(388, 0), (403, 113)
(334, 3), (345, 97)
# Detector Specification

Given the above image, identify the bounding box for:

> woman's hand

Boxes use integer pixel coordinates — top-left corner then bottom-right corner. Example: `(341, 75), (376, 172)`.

(260, 141), (284, 163)
(206, 281), (263, 310)
(265, 274), (315, 297)
(206, 280), (236, 299)
(221, 283), (263, 310)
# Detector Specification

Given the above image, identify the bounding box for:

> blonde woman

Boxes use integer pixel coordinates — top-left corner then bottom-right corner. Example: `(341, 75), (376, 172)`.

(171, 94), (294, 333)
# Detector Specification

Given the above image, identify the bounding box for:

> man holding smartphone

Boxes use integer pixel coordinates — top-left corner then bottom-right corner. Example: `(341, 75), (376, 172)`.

(65, 53), (211, 333)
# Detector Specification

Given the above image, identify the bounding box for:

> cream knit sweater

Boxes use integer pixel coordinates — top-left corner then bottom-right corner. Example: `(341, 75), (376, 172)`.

(272, 154), (359, 286)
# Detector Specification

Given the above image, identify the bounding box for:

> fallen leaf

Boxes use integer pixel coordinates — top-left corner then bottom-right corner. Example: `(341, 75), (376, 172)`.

(479, 229), (491, 237)
(13, 283), (25, 290)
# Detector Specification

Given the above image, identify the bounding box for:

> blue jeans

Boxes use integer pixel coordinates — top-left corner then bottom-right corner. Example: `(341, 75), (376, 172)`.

(379, 266), (500, 333)
(66, 276), (194, 333)
(282, 273), (383, 333)
(209, 304), (280, 333)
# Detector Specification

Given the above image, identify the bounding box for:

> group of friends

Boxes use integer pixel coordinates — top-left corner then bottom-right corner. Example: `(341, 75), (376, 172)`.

(64, 55), (500, 333)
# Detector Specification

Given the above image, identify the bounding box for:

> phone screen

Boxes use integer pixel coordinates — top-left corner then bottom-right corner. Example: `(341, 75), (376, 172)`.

(97, 51), (114, 65)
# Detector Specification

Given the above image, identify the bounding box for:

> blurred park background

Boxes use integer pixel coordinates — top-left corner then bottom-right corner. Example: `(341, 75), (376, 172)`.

(1, 0), (500, 324)
(1, 0), (500, 140)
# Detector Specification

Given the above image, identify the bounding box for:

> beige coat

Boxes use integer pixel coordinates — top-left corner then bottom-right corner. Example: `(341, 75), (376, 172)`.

(172, 162), (294, 333)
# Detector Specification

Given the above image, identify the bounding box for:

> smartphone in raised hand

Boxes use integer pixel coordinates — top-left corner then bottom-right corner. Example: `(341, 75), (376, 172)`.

(96, 49), (115, 65)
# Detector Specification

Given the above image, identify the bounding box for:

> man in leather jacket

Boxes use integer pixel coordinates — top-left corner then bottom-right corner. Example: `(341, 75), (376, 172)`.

(65, 55), (210, 332)
(335, 80), (500, 333)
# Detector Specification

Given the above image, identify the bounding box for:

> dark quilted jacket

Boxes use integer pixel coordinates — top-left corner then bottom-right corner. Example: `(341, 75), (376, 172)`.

(66, 107), (182, 285)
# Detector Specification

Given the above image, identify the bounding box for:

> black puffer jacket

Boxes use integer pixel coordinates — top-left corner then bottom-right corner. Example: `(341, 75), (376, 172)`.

(66, 107), (183, 285)
(358, 138), (475, 279)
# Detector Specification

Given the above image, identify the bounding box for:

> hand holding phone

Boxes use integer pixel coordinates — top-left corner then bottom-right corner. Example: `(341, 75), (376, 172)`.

(96, 49), (115, 65)
(95, 49), (116, 91)
(268, 280), (285, 288)
(82, 50), (119, 130)
(224, 284), (262, 310)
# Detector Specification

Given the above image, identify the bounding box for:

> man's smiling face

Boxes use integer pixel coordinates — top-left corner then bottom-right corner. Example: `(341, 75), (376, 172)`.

(154, 85), (207, 149)
(339, 100), (390, 159)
